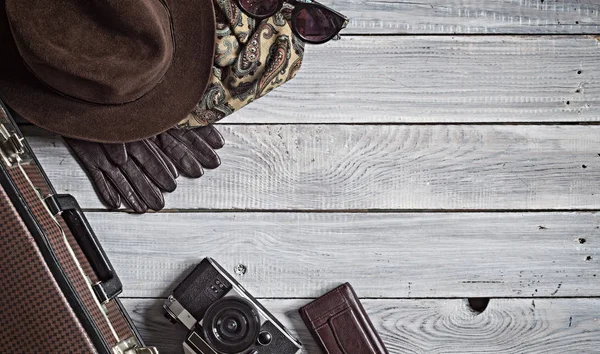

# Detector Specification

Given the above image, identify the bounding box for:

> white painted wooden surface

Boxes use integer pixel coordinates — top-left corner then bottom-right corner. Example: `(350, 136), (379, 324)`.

(19, 1), (600, 352)
(122, 298), (600, 354)
(26, 125), (600, 210)
(12, 37), (600, 124)
(321, 0), (600, 34)
(195, 36), (600, 124)
(87, 212), (599, 298)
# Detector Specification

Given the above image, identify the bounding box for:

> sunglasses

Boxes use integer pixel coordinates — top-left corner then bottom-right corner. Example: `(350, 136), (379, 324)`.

(236, 0), (349, 44)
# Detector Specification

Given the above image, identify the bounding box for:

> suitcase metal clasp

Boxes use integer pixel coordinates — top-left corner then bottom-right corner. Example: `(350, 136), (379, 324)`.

(0, 123), (31, 167)
(113, 336), (159, 354)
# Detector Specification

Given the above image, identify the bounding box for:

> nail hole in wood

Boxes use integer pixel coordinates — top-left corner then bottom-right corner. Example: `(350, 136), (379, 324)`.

(467, 298), (490, 314)
(579, 238), (586, 244)
(586, 256), (593, 261)
(582, 164), (587, 168)
(234, 263), (247, 275)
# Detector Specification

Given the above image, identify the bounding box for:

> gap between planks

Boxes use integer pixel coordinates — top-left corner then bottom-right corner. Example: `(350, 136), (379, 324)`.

(80, 209), (600, 213)
(121, 296), (600, 300)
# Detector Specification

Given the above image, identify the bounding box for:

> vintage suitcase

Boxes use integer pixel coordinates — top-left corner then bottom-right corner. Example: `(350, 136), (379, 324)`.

(0, 100), (157, 353)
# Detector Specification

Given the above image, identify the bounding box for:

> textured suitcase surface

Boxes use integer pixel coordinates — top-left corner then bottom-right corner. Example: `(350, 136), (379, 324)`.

(0, 183), (97, 352)
(0, 102), (153, 353)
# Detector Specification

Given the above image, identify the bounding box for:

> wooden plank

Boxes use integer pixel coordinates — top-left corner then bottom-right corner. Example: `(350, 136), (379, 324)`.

(322, 0), (600, 34)
(88, 212), (600, 298)
(26, 125), (600, 210)
(122, 297), (600, 354)
(219, 36), (600, 123)
(11, 37), (600, 124)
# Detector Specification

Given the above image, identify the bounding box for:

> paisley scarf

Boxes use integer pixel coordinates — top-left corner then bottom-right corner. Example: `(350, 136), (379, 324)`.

(178, 0), (305, 127)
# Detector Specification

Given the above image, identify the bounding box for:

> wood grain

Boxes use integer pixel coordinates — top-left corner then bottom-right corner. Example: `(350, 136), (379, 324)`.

(322, 0), (600, 34)
(123, 297), (600, 354)
(202, 36), (600, 123)
(11, 37), (600, 124)
(87, 212), (600, 298)
(26, 125), (600, 210)
(15, 1), (600, 350)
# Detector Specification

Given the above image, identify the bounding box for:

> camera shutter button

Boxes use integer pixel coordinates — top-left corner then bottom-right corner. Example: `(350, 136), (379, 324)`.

(257, 331), (272, 346)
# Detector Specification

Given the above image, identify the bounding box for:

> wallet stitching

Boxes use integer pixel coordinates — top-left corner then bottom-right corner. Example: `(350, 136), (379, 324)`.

(330, 318), (350, 354)
(303, 288), (349, 324)
(304, 288), (342, 310)
(302, 285), (387, 354)
(330, 308), (375, 354)
(314, 327), (335, 354)
(308, 302), (348, 324)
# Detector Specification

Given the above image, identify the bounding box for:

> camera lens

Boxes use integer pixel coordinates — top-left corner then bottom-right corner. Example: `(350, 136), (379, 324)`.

(203, 298), (261, 353)
(223, 318), (238, 332)
(217, 314), (245, 341)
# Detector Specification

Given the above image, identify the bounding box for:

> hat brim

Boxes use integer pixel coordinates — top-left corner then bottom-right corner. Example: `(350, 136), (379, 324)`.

(0, 0), (216, 143)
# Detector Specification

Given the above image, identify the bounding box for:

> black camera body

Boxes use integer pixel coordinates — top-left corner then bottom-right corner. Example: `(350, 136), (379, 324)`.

(164, 258), (302, 354)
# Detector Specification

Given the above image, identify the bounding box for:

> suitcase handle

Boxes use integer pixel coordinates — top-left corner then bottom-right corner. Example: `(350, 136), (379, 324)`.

(46, 194), (123, 303)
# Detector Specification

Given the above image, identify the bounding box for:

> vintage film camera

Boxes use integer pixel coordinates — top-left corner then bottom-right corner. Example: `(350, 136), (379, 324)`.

(163, 258), (302, 354)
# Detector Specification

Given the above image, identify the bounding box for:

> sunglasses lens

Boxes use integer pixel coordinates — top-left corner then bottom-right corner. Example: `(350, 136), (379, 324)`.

(239, 0), (280, 17)
(294, 7), (343, 43)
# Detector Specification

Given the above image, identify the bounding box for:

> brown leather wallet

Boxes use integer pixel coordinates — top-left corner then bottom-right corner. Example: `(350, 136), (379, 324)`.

(298, 283), (389, 354)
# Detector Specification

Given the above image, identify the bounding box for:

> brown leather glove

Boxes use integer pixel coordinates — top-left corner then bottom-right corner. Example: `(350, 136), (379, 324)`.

(65, 125), (224, 212)
(151, 125), (225, 178)
(64, 137), (177, 213)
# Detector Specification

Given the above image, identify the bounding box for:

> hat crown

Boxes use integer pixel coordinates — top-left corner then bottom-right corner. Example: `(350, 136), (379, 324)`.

(6, 0), (174, 105)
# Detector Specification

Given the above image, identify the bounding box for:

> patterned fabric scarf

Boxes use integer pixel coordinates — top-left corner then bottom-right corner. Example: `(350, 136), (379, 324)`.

(178, 0), (305, 127)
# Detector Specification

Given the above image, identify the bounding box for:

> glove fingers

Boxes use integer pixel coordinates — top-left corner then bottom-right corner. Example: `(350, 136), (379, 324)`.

(168, 129), (221, 169)
(126, 140), (177, 193)
(120, 195), (148, 214)
(194, 125), (225, 149)
(64, 137), (153, 212)
(158, 131), (204, 178)
(64, 138), (121, 209)
(102, 143), (128, 166)
(148, 139), (179, 179)
(119, 159), (165, 211)
(103, 165), (149, 213)
(88, 169), (122, 209)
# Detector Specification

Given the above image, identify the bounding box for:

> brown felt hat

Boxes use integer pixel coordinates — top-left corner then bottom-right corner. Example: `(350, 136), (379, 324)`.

(0, 0), (215, 143)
